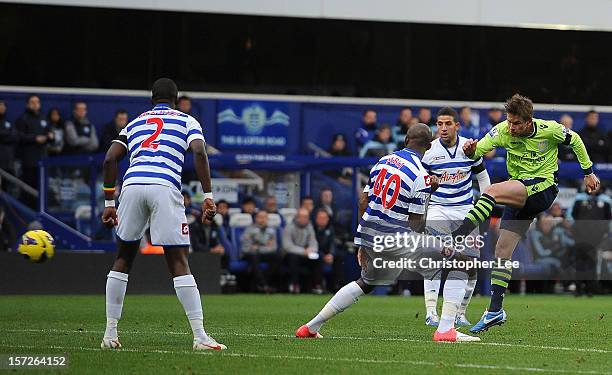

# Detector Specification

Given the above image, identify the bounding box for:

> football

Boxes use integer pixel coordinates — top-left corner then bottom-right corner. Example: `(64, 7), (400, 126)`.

(18, 230), (55, 263)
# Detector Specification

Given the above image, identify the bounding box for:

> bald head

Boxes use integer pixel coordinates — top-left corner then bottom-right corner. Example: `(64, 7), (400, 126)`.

(404, 123), (433, 152)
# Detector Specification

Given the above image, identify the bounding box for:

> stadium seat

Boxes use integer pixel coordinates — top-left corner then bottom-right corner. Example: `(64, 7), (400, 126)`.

(213, 214), (223, 227)
(227, 213), (253, 274)
(228, 207), (242, 216)
(267, 213), (282, 228)
(279, 208), (296, 224)
(74, 205), (92, 236)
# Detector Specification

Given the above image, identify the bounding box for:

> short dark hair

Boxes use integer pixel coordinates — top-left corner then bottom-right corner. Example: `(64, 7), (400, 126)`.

(114, 108), (128, 117)
(504, 94), (533, 121)
(151, 78), (178, 104)
(181, 190), (191, 198)
(241, 196), (256, 205)
(586, 110), (598, 116)
(178, 95), (191, 102)
(315, 208), (330, 218)
(217, 199), (229, 207)
(26, 94), (39, 103)
(436, 107), (459, 122)
(363, 109), (376, 116)
(400, 106), (412, 113)
(301, 195), (314, 203)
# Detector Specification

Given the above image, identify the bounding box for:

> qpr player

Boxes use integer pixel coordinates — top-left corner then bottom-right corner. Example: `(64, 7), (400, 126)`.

(100, 78), (226, 351)
(420, 107), (491, 328)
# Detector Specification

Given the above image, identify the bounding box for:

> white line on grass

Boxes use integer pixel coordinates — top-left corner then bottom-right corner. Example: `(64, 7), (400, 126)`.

(0, 343), (608, 375)
(6, 328), (611, 355)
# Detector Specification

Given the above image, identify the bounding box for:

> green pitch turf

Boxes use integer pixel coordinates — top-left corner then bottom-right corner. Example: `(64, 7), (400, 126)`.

(1, 294), (610, 374)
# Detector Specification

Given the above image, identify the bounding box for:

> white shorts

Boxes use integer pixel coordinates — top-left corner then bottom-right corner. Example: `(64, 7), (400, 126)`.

(426, 204), (480, 257)
(116, 184), (190, 246)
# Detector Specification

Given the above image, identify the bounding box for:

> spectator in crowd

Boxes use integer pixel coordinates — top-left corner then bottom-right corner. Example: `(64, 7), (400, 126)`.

(64, 101), (98, 154)
(418, 107), (435, 127)
(559, 113), (573, 129)
(300, 196), (315, 215)
(16, 94), (52, 209)
(216, 199), (231, 237)
(558, 114), (576, 161)
(393, 107), (413, 146)
(0, 100), (19, 191)
(177, 95), (196, 118)
(263, 195), (279, 214)
(184, 191), (224, 255)
(46, 108), (65, 156)
(458, 106), (480, 140)
(359, 124), (396, 158)
(241, 196), (257, 215)
(99, 109), (128, 152)
(478, 107), (505, 159)
(283, 208), (320, 294)
(354, 109), (378, 149)
(325, 134), (352, 184)
(313, 208), (345, 292)
(0, 207), (17, 252)
(315, 187), (337, 223)
(578, 110), (608, 162)
(241, 210), (280, 293)
(528, 213), (573, 276)
(485, 107), (504, 130)
(570, 189), (611, 296)
(328, 133), (351, 157)
(182, 190), (202, 219)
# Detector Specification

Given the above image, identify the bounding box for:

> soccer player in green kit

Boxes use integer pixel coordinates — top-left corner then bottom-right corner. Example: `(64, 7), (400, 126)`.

(450, 94), (601, 333)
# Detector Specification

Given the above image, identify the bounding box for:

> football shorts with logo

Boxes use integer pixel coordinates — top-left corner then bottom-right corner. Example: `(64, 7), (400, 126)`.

(116, 184), (190, 246)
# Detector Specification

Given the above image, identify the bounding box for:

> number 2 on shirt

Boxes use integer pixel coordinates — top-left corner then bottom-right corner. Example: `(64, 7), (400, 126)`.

(141, 118), (164, 149)
(372, 168), (401, 209)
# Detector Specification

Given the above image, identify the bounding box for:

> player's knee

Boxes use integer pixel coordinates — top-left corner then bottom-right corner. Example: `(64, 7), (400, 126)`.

(356, 278), (375, 294)
(112, 257), (132, 274)
(483, 183), (500, 199)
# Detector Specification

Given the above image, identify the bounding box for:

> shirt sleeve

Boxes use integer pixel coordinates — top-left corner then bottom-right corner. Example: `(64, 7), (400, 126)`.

(186, 116), (205, 146)
(111, 127), (128, 149)
(408, 173), (431, 215)
(473, 125), (501, 159)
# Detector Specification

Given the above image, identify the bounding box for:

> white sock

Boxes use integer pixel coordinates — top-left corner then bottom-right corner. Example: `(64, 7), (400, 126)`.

(306, 281), (364, 332)
(437, 276), (467, 333)
(423, 279), (441, 315)
(174, 275), (209, 342)
(105, 271), (128, 338)
(458, 277), (477, 316)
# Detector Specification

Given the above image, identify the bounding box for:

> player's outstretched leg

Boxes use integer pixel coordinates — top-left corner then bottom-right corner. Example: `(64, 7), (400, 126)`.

(101, 239), (139, 349)
(433, 271), (480, 342)
(423, 279), (441, 326)
(456, 274), (476, 327)
(296, 279), (371, 338)
(165, 247), (226, 350)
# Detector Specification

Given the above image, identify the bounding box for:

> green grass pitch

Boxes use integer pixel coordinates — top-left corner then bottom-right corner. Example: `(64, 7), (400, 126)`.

(1, 294), (610, 374)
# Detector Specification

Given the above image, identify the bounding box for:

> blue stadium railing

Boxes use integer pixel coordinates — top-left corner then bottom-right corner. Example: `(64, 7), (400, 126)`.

(36, 153), (612, 251)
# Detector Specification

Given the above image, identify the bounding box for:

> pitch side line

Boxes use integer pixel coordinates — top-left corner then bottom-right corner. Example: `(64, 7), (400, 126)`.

(5, 328), (611, 354)
(0, 343), (608, 375)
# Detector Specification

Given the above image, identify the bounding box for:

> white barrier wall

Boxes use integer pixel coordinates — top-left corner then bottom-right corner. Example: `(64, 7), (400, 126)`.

(4, 0), (612, 32)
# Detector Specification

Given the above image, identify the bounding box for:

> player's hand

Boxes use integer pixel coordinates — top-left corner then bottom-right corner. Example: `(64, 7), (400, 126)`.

(35, 135), (48, 144)
(202, 198), (216, 224)
(429, 175), (440, 192)
(584, 173), (601, 194)
(357, 247), (367, 271)
(101, 207), (118, 227)
(463, 139), (478, 157)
